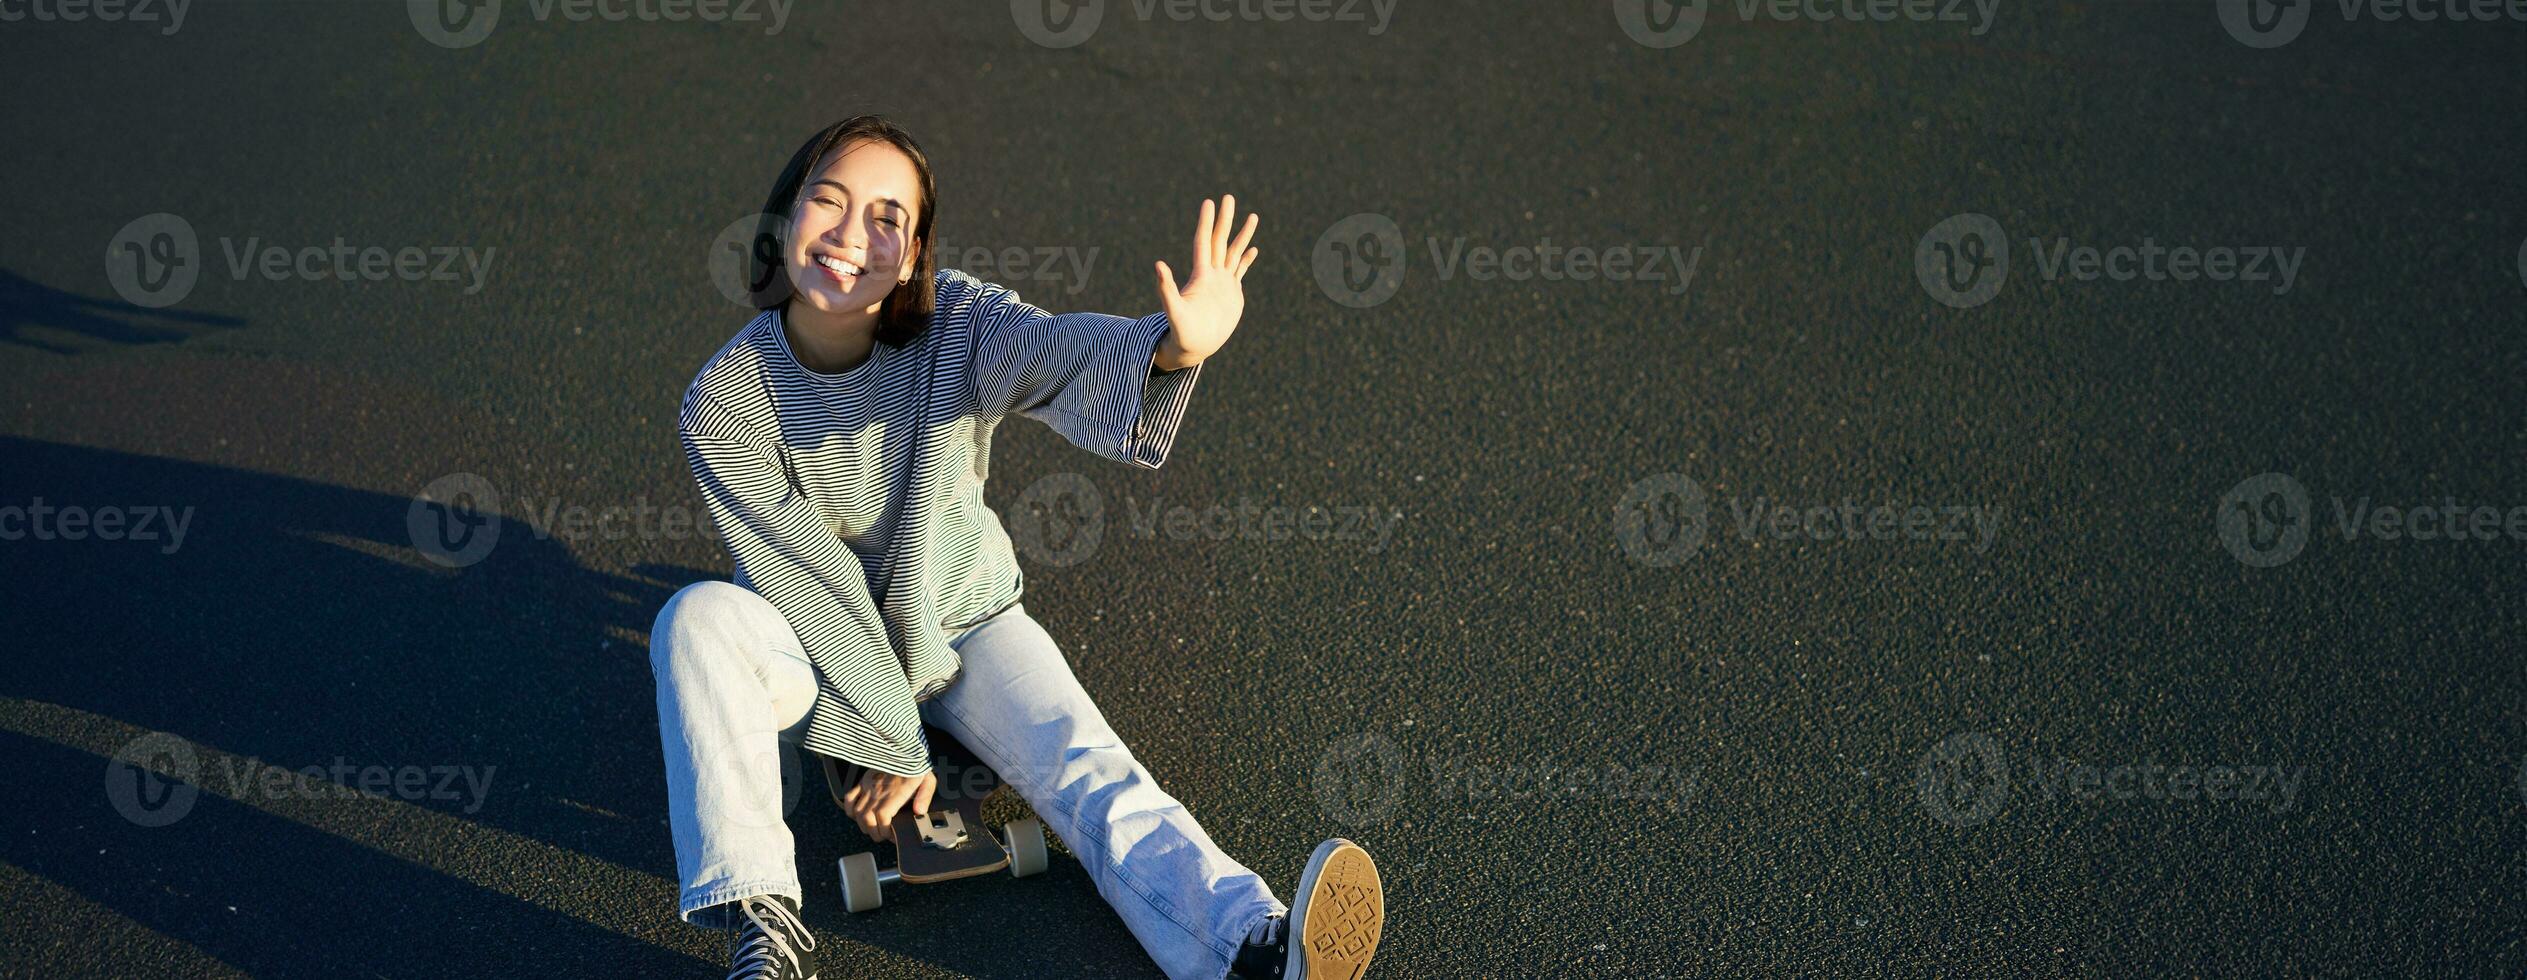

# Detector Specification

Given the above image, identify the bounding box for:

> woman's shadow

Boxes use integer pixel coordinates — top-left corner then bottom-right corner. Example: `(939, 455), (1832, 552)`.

(0, 436), (1150, 977)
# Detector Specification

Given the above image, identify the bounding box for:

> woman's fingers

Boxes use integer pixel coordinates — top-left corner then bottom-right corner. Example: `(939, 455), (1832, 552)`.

(878, 778), (922, 840)
(1154, 260), (1181, 304)
(845, 775), (875, 840)
(1226, 213), (1259, 268)
(1194, 199), (1216, 271)
(1213, 195), (1238, 266)
(847, 797), (879, 841)
(1236, 246), (1259, 278)
(858, 771), (905, 842)
(1180, 195), (1261, 274)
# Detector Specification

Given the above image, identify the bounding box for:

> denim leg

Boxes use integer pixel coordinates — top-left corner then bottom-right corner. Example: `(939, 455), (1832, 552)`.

(924, 604), (1285, 980)
(651, 580), (820, 930)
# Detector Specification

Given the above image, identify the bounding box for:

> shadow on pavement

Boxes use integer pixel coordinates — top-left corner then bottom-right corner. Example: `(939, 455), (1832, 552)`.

(0, 269), (245, 354)
(0, 436), (1150, 977)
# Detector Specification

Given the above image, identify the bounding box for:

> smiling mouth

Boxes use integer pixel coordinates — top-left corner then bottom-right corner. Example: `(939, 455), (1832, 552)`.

(815, 255), (865, 280)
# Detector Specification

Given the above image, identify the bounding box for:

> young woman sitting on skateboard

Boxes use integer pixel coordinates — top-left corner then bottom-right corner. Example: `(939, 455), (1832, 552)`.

(648, 115), (1386, 980)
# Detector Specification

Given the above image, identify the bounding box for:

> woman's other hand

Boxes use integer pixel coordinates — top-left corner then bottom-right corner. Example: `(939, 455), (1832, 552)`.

(1152, 194), (1261, 372)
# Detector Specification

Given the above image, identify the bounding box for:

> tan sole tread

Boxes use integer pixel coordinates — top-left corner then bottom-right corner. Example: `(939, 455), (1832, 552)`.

(1300, 845), (1384, 980)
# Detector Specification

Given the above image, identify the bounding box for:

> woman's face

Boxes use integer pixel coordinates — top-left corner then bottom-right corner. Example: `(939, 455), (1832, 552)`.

(783, 139), (922, 319)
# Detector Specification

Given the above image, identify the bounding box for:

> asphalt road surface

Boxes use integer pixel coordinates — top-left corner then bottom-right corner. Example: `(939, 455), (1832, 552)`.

(3, 0), (2525, 976)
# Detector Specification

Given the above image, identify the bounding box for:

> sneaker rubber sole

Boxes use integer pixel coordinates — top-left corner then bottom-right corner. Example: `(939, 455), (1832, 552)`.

(1289, 838), (1384, 980)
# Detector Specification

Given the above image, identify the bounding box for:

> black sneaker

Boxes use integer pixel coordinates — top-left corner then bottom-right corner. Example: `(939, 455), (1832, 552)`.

(725, 894), (818, 980)
(1229, 839), (1385, 979)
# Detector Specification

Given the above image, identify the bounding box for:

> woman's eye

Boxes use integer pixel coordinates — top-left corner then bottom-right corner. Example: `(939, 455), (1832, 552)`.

(876, 217), (900, 228)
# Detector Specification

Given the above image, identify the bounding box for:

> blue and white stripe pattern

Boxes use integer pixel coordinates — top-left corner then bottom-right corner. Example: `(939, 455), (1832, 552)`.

(678, 269), (1202, 775)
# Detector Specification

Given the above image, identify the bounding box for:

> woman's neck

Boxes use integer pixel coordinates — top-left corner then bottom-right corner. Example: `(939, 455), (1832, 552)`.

(782, 299), (881, 375)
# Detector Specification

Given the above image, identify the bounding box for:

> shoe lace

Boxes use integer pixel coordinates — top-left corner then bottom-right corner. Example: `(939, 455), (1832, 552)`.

(727, 896), (816, 979)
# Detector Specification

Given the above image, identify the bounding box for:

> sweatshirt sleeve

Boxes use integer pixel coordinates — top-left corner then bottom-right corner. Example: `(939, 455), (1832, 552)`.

(678, 387), (932, 777)
(961, 275), (1202, 469)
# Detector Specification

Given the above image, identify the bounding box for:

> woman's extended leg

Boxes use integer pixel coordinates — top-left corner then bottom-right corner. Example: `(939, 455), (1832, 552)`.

(650, 580), (821, 930)
(923, 604), (1284, 980)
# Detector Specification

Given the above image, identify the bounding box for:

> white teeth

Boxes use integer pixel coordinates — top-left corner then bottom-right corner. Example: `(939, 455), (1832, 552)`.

(817, 255), (863, 277)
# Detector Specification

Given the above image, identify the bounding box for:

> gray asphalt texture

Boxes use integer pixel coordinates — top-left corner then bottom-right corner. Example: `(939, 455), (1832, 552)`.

(3, 0), (2526, 976)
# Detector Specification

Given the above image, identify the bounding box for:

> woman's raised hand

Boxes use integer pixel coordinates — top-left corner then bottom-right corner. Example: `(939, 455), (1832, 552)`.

(1152, 195), (1260, 372)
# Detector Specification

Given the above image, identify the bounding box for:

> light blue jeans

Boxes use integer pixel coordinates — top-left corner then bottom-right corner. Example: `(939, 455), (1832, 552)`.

(650, 580), (1284, 980)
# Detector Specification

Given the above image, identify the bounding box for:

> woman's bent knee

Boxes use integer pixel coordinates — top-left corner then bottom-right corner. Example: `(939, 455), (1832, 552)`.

(652, 580), (772, 671)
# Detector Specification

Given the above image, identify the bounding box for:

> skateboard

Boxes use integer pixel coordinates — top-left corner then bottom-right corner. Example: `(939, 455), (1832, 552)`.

(820, 726), (1049, 913)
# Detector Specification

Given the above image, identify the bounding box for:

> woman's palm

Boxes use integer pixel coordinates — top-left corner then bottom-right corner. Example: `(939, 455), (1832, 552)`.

(1153, 195), (1260, 368)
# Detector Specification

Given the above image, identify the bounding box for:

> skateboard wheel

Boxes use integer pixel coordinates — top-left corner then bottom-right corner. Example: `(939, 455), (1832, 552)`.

(1006, 817), (1048, 878)
(840, 851), (884, 912)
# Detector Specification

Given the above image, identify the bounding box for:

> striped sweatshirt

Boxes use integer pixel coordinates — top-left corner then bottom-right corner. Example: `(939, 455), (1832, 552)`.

(678, 269), (1202, 776)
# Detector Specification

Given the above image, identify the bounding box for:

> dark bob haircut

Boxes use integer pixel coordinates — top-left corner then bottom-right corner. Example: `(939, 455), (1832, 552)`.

(753, 115), (939, 348)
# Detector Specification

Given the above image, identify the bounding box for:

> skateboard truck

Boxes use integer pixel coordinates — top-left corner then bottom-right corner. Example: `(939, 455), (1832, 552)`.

(910, 806), (970, 851)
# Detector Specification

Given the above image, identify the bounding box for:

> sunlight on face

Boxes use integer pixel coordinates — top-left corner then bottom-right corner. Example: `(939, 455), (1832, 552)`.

(783, 139), (922, 319)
